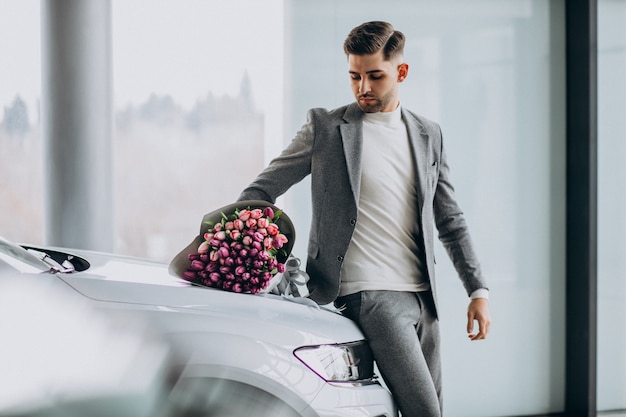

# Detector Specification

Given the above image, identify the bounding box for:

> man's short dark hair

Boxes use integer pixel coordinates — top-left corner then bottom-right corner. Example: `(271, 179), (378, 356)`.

(343, 21), (405, 61)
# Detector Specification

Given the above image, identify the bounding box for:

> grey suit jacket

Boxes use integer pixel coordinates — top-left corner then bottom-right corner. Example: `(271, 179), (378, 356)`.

(239, 102), (487, 311)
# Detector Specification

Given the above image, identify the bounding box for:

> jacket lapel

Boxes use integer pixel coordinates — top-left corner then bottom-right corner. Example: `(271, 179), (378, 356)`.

(340, 104), (365, 204)
(402, 109), (429, 213)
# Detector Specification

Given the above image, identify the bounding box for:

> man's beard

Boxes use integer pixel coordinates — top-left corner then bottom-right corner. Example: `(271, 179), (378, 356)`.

(357, 91), (394, 113)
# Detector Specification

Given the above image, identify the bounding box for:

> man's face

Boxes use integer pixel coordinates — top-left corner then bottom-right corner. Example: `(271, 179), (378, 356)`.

(348, 50), (408, 113)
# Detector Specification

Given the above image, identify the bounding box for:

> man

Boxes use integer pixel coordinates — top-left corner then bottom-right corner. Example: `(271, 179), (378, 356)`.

(239, 21), (491, 417)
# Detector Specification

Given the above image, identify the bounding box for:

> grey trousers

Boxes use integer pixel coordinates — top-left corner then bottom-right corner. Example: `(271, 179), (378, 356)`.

(335, 290), (442, 417)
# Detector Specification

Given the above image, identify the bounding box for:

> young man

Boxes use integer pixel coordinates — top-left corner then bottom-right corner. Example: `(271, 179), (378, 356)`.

(238, 21), (491, 417)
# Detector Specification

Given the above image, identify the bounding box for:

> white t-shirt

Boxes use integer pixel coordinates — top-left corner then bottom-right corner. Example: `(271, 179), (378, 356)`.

(339, 106), (429, 296)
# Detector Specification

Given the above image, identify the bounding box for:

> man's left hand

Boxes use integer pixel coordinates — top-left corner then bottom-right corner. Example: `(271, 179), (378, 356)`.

(467, 298), (491, 341)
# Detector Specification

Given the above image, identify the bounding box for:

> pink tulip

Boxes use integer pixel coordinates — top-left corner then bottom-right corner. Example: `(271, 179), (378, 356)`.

(266, 224), (279, 236)
(238, 209), (251, 221)
(242, 236), (252, 246)
(250, 209), (263, 219)
(204, 232), (214, 241)
(257, 228), (268, 237)
(246, 218), (257, 229)
(213, 223), (222, 232)
(214, 231), (227, 241)
(197, 241), (210, 254)
(264, 237), (273, 249)
(229, 230), (242, 241)
(257, 218), (269, 228)
(233, 219), (245, 230)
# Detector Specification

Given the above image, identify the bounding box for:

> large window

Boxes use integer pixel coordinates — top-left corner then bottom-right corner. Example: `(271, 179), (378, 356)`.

(598, 0), (626, 411)
(1, 1), (624, 415)
(112, 0), (284, 261)
(282, 1), (566, 416)
(0, 1), (42, 245)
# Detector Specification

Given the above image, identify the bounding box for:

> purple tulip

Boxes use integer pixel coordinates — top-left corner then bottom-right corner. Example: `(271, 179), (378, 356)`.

(272, 236), (284, 249)
(218, 247), (229, 259)
(263, 207), (274, 219)
(232, 283), (243, 293)
(182, 271), (197, 281)
(209, 272), (220, 283)
(188, 253), (200, 261)
(235, 265), (247, 276)
(206, 262), (219, 272)
(189, 260), (205, 271)
(277, 263), (286, 273)
(268, 258), (277, 270)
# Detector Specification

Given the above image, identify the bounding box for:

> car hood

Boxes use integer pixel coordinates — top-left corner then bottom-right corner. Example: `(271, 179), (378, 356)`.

(55, 249), (364, 346)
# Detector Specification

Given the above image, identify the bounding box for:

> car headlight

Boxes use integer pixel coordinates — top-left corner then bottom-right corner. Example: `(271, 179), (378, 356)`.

(293, 341), (375, 384)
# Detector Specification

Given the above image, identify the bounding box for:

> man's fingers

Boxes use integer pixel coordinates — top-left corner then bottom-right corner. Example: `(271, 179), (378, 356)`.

(467, 298), (491, 341)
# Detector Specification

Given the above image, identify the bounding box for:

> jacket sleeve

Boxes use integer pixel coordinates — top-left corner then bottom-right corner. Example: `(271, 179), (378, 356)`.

(238, 111), (316, 203)
(432, 127), (488, 296)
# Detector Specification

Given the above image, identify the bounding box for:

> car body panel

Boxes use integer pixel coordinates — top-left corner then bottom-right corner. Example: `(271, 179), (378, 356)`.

(0, 241), (398, 417)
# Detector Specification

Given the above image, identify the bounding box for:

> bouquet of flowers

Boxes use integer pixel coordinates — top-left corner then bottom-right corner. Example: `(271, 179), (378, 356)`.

(169, 201), (295, 295)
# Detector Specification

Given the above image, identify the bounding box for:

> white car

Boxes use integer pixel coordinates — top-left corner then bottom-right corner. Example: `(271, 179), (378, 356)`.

(0, 236), (397, 417)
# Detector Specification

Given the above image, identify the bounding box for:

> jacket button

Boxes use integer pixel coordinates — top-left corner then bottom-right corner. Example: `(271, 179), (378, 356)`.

(337, 255), (344, 262)
(350, 218), (356, 226)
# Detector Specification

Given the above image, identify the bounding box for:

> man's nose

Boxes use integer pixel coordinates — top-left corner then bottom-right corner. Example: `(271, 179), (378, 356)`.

(359, 79), (371, 94)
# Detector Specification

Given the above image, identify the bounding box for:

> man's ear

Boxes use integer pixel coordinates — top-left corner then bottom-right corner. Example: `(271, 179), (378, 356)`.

(397, 63), (409, 82)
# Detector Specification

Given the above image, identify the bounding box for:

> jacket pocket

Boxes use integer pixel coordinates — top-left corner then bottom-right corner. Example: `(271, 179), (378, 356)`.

(427, 161), (439, 189)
